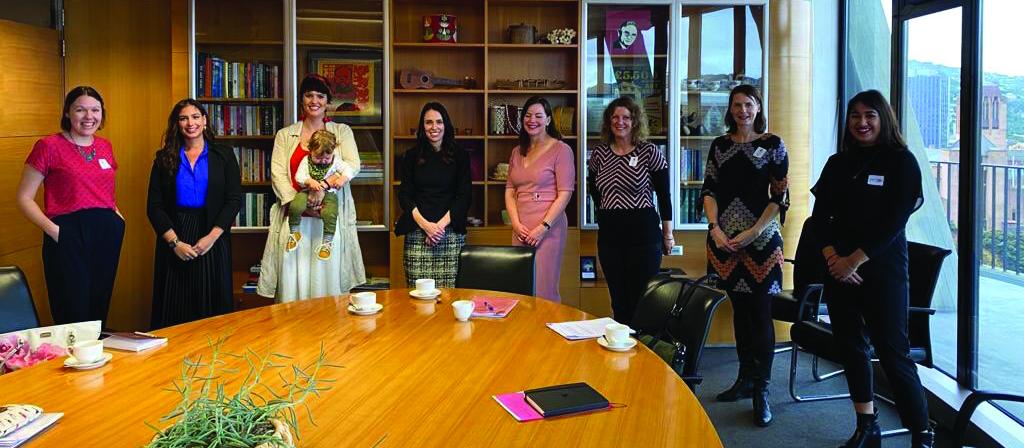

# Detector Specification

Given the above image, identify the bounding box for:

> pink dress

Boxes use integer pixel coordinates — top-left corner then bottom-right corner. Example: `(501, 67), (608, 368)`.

(506, 140), (575, 302)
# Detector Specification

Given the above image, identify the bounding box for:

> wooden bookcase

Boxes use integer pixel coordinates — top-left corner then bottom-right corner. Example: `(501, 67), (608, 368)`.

(387, 0), (583, 296)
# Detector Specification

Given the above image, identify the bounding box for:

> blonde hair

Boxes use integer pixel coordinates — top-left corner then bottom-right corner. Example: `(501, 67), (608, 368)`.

(308, 129), (337, 156)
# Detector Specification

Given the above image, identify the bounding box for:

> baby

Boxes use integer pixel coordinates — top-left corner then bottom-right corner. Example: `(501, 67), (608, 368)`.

(286, 129), (352, 260)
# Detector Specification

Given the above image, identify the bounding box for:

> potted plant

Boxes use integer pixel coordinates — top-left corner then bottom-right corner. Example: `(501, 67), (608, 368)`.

(147, 336), (337, 447)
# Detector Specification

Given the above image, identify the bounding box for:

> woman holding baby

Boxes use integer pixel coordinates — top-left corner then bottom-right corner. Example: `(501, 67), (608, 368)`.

(258, 74), (366, 302)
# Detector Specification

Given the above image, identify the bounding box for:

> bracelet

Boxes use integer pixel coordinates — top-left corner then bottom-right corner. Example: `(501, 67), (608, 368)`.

(541, 221), (551, 230)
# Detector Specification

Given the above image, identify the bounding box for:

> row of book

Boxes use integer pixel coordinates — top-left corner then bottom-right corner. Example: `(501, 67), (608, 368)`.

(357, 151), (384, 181)
(235, 193), (273, 227)
(203, 103), (283, 137)
(233, 147), (271, 183)
(197, 53), (281, 99)
(678, 186), (708, 224)
(680, 148), (705, 182)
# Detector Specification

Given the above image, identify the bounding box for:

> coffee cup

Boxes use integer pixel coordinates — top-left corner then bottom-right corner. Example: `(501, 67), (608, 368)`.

(604, 323), (634, 347)
(351, 291), (377, 309)
(452, 300), (474, 322)
(415, 278), (436, 294)
(70, 340), (104, 364)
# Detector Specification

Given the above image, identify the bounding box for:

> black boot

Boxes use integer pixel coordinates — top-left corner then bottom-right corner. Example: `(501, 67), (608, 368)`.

(839, 411), (880, 448)
(752, 382), (772, 427)
(910, 427), (935, 448)
(716, 375), (754, 402)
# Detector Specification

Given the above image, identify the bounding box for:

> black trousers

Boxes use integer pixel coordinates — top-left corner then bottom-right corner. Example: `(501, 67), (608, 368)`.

(730, 291), (775, 383)
(598, 241), (662, 325)
(826, 269), (929, 432)
(42, 208), (125, 325)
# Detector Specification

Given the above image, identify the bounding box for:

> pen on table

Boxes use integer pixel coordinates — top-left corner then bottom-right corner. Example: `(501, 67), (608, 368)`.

(483, 301), (495, 312)
(134, 331), (158, 338)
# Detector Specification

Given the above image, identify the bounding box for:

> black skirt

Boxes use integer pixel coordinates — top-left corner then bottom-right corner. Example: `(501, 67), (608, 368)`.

(151, 208), (233, 329)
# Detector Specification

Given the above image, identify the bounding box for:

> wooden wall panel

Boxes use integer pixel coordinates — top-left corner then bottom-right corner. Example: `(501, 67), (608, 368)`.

(0, 19), (61, 325)
(63, 0), (173, 331)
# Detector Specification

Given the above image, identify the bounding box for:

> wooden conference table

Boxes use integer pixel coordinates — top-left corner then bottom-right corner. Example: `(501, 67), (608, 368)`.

(0, 289), (721, 447)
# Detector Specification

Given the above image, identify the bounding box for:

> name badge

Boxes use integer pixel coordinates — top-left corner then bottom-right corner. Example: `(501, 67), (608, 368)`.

(628, 156), (638, 167)
(867, 175), (884, 186)
(98, 159), (112, 170)
(753, 147), (768, 158)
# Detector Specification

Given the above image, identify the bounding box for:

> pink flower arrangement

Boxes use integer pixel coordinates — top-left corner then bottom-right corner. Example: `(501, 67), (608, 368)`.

(0, 334), (66, 374)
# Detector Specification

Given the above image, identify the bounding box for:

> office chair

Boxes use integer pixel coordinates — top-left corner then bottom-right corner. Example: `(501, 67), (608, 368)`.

(633, 274), (727, 391)
(0, 266), (40, 334)
(953, 391), (1024, 448)
(454, 245), (536, 296)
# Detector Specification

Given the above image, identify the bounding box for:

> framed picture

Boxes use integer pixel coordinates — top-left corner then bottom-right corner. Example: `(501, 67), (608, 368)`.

(308, 50), (383, 125)
(605, 8), (651, 55)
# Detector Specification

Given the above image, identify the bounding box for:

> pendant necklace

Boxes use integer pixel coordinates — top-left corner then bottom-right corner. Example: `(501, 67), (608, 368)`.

(66, 132), (96, 162)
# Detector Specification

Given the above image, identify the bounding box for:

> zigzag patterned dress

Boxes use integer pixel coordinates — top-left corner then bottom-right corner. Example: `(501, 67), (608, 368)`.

(701, 134), (789, 296)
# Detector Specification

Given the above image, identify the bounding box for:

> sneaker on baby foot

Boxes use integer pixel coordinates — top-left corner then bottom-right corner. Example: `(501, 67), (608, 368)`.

(317, 243), (332, 260)
(286, 232), (302, 252)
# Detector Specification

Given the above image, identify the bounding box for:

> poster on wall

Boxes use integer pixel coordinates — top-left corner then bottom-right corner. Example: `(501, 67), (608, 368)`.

(605, 8), (651, 55)
(308, 50), (383, 124)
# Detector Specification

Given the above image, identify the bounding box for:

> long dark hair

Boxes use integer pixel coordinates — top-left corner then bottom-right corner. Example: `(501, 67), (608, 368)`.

(600, 96), (649, 146)
(61, 86), (106, 132)
(157, 99), (216, 175)
(517, 96), (562, 155)
(841, 89), (907, 152)
(723, 84), (766, 134)
(414, 102), (458, 165)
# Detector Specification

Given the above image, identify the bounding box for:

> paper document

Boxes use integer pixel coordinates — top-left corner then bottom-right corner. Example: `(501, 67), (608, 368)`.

(0, 413), (62, 448)
(546, 317), (619, 340)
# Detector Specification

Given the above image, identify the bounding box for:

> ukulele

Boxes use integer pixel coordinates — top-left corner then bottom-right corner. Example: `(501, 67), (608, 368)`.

(398, 68), (477, 89)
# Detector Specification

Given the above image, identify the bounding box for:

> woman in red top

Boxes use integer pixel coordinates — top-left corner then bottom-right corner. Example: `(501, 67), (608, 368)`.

(16, 86), (125, 325)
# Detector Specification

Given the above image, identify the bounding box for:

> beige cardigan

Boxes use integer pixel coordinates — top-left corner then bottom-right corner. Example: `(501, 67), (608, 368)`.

(257, 121), (366, 300)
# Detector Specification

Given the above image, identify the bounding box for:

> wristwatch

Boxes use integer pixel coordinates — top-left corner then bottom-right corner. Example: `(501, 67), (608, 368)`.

(542, 220), (551, 230)
(707, 222), (718, 231)
(167, 237), (180, 249)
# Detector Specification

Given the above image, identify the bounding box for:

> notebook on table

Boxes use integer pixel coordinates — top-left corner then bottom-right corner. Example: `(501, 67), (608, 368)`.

(101, 332), (167, 352)
(523, 383), (609, 417)
(471, 297), (518, 318)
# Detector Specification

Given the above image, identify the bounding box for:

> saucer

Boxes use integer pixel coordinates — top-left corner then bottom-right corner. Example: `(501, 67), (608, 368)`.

(597, 336), (637, 352)
(409, 288), (441, 300)
(348, 303), (383, 315)
(64, 352), (113, 370)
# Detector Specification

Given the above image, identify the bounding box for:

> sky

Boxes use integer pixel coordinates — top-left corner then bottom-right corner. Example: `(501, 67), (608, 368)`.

(905, 1), (1024, 77)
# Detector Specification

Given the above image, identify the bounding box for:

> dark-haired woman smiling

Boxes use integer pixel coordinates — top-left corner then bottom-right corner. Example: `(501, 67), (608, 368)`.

(395, 102), (471, 287)
(812, 90), (932, 448)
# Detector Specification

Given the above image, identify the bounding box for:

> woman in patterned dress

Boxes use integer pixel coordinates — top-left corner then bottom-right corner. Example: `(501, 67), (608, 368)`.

(395, 102), (472, 287)
(700, 84), (789, 427)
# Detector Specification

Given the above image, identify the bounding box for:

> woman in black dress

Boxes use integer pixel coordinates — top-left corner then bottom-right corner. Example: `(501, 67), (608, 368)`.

(701, 85), (788, 427)
(147, 99), (241, 328)
(812, 90), (932, 448)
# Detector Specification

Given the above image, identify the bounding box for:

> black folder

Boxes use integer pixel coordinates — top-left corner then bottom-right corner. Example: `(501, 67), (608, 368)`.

(523, 382), (609, 417)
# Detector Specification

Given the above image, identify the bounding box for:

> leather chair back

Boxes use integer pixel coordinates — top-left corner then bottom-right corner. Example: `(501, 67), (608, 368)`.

(0, 266), (40, 334)
(630, 274), (686, 334)
(455, 245), (536, 296)
(906, 241), (952, 368)
(670, 284), (727, 380)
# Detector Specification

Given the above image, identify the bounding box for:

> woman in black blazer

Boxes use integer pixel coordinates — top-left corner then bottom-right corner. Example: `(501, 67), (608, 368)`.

(147, 99), (241, 328)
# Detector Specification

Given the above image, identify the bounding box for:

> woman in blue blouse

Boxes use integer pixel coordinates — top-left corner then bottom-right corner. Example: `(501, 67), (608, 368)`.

(147, 99), (241, 328)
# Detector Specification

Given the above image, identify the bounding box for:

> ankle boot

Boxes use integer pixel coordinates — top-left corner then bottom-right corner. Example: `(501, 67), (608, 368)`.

(910, 427), (935, 448)
(716, 376), (753, 402)
(839, 411), (880, 448)
(752, 383), (772, 427)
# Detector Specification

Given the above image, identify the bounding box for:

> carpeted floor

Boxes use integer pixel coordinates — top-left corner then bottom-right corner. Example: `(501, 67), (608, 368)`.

(697, 346), (954, 448)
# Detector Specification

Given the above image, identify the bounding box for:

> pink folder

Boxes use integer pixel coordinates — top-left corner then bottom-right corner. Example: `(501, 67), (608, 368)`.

(492, 392), (543, 422)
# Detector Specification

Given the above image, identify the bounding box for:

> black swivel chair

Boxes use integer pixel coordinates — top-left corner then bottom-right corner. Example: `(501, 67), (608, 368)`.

(953, 391), (1024, 448)
(632, 275), (727, 391)
(790, 242), (951, 435)
(454, 245), (536, 296)
(0, 266), (40, 334)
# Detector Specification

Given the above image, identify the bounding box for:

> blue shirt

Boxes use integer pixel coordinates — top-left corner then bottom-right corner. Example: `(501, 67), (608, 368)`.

(176, 142), (209, 208)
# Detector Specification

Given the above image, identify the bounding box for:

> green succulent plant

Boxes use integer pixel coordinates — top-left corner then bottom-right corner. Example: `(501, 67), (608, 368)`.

(146, 336), (338, 448)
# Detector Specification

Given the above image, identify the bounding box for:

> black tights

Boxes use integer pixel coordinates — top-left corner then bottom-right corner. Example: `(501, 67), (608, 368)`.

(730, 291), (775, 383)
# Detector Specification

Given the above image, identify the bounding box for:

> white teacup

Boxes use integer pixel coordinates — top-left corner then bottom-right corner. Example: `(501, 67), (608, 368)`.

(452, 300), (474, 322)
(70, 340), (104, 364)
(604, 323), (634, 347)
(415, 278), (436, 294)
(351, 291), (377, 309)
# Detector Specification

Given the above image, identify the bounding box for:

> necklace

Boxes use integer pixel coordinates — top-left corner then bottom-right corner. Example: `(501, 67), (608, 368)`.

(66, 132), (96, 162)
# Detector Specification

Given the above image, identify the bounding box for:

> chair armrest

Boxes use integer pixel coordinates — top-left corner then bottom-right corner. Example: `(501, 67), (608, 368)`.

(679, 374), (703, 385)
(954, 391), (1024, 448)
(908, 307), (936, 315)
(794, 283), (826, 321)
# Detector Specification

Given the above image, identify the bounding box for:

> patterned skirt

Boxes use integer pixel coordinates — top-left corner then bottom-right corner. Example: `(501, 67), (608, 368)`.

(403, 229), (465, 288)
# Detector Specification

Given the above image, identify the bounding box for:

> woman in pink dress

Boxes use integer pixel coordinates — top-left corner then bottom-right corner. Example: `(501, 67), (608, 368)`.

(505, 96), (575, 302)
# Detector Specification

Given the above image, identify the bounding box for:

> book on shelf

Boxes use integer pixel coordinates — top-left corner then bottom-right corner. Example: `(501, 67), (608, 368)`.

(235, 193), (273, 227)
(233, 146), (271, 183)
(202, 103), (283, 137)
(241, 264), (260, 293)
(101, 331), (167, 352)
(680, 147), (704, 182)
(198, 53), (281, 99)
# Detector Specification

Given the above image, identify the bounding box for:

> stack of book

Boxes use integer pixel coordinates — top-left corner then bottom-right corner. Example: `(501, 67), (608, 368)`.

(235, 193), (272, 227)
(202, 104), (282, 136)
(196, 53), (281, 99)
(234, 146), (270, 183)
(356, 151), (384, 182)
(102, 332), (167, 352)
(242, 264), (260, 293)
